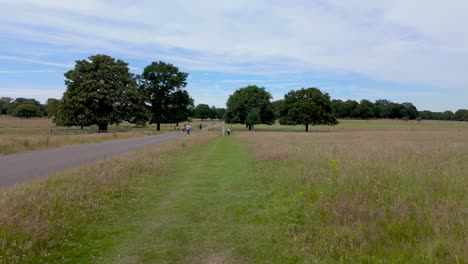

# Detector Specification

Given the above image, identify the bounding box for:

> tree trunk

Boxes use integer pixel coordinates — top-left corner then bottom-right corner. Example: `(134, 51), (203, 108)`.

(98, 123), (108, 133)
(248, 124), (252, 131)
(80, 125), (83, 130)
(305, 123), (309, 132)
(157, 122), (161, 131)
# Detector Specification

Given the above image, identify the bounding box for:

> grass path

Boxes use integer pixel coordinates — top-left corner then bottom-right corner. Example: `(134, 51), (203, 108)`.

(101, 136), (266, 263)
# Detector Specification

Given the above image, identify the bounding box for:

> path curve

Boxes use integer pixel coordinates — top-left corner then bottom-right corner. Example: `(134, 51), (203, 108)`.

(0, 132), (183, 188)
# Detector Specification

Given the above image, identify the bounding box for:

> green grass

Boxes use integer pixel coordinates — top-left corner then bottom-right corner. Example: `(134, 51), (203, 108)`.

(1, 127), (466, 263)
(100, 135), (262, 263)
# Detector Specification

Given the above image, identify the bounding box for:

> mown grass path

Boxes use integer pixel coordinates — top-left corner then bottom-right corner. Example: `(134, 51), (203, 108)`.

(101, 136), (265, 263)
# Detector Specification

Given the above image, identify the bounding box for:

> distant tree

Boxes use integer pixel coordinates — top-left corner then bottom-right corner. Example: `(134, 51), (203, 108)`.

(225, 85), (275, 130)
(195, 104), (211, 120)
(355, 99), (375, 119)
(342, 100), (359, 118)
(140, 61), (189, 131)
(13, 104), (42, 119)
(419, 110), (434, 120)
(56, 54), (145, 131)
(46, 98), (60, 118)
(0, 97), (13, 115)
(216, 108), (226, 120)
(440, 110), (454, 120)
(272, 99), (285, 118)
(166, 90), (194, 126)
(454, 109), (468, 121)
(279, 87), (338, 132)
(7, 98), (41, 116)
(402, 102), (418, 119)
(209, 105), (218, 120)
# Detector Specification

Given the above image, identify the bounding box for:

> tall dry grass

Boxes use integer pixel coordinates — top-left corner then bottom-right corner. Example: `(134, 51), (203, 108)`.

(0, 132), (217, 263)
(238, 130), (467, 262)
(0, 116), (193, 155)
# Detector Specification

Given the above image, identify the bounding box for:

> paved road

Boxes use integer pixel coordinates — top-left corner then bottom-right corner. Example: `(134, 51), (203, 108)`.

(0, 132), (183, 188)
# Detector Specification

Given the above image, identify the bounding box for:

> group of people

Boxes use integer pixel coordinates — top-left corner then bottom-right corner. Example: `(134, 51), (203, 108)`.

(181, 123), (204, 135)
(182, 124), (191, 134)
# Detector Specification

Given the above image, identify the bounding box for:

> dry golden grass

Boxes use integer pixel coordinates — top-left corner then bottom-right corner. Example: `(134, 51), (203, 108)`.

(238, 130), (468, 262)
(0, 116), (206, 154)
(0, 131), (217, 263)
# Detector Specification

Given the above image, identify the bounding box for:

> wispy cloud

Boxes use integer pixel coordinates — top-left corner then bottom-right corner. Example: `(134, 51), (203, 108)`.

(0, 55), (73, 68)
(0, 0), (467, 110)
(0, 69), (62, 74)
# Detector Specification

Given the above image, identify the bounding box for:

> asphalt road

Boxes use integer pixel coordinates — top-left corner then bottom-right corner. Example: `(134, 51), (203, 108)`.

(0, 132), (183, 188)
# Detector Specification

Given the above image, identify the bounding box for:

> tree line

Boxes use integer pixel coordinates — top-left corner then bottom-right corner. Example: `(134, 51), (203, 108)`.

(1, 54), (466, 127)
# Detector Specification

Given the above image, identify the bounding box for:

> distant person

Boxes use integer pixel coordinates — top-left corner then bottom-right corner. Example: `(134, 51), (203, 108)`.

(199, 124), (202, 130)
(227, 128), (231, 135)
(183, 124), (187, 134)
(187, 124), (191, 135)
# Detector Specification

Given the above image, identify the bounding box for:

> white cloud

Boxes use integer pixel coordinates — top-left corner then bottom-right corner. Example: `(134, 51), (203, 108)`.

(0, 0), (467, 109)
(0, 55), (73, 68)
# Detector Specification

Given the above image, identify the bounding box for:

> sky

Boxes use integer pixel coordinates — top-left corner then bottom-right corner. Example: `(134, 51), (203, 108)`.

(0, 0), (467, 111)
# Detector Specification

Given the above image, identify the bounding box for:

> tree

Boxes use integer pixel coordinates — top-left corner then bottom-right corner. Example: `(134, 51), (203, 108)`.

(56, 54), (145, 132)
(402, 102), (418, 120)
(216, 108), (226, 120)
(209, 105), (217, 120)
(440, 110), (454, 120)
(7, 98), (41, 116)
(245, 107), (261, 129)
(166, 90), (193, 126)
(225, 85), (275, 130)
(279, 87), (338, 132)
(453, 109), (468, 121)
(0, 97), (13, 115)
(355, 99), (375, 119)
(140, 61), (189, 131)
(46, 98), (60, 118)
(195, 104), (211, 120)
(13, 104), (42, 119)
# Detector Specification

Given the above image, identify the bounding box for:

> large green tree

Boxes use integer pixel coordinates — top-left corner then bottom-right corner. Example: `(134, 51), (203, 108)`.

(166, 90), (194, 126)
(225, 85), (275, 130)
(195, 104), (211, 120)
(140, 61), (189, 131)
(46, 98), (60, 118)
(279, 87), (338, 132)
(56, 54), (145, 131)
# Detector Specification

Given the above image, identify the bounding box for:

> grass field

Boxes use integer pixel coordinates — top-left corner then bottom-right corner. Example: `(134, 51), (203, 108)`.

(0, 116), (219, 155)
(225, 119), (468, 132)
(0, 120), (467, 263)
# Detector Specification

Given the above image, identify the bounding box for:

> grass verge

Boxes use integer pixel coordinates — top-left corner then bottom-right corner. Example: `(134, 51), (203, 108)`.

(0, 132), (216, 263)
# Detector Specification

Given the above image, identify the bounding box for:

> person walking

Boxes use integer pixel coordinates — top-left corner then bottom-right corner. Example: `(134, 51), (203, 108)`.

(187, 124), (191, 135)
(227, 128), (231, 135)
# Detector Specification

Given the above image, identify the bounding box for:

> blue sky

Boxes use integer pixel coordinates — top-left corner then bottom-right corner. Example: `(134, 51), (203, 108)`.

(1, 0), (467, 111)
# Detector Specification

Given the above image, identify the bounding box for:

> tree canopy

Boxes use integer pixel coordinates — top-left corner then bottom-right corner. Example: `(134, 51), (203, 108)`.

(13, 104), (42, 119)
(279, 87), (338, 131)
(56, 54), (145, 131)
(194, 104), (211, 120)
(225, 85), (275, 130)
(139, 61), (190, 130)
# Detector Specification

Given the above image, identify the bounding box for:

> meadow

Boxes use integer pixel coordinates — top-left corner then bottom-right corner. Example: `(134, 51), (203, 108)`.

(0, 120), (466, 263)
(0, 116), (217, 155)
